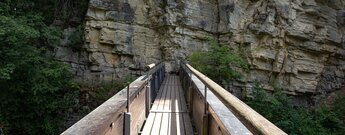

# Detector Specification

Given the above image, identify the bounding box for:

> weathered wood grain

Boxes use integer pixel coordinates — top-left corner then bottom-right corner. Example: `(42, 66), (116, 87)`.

(186, 64), (287, 135)
(62, 76), (147, 135)
(142, 75), (194, 135)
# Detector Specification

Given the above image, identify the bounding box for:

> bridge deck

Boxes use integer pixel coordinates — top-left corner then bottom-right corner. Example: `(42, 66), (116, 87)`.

(142, 74), (193, 135)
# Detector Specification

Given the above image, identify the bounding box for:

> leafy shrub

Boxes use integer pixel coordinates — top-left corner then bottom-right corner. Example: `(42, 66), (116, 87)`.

(88, 81), (128, 103)
(0, 114), (8, 135)
(247, 82), (345, 135)
(188, 39), (249, 83)
(67, 25), (85, 50)
(0, 1), (82, 134)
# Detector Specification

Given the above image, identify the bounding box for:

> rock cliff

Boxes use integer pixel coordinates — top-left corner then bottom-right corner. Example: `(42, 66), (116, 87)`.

(219, 0), (345, 103)
(58, 0), (345, 103)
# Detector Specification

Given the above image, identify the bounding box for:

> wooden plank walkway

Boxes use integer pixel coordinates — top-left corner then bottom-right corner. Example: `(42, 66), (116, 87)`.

(142, 74), (193, 135)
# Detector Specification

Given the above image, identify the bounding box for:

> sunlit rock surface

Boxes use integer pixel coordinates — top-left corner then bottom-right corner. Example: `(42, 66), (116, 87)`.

(58, 0), (345, 102)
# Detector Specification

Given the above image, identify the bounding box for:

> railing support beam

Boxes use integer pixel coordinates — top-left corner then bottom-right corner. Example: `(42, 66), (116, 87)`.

(145, 84), (150, 117)
(202, 114), (209, 135)
(202, 85), (209, 135)
(124, 112), (131, 135)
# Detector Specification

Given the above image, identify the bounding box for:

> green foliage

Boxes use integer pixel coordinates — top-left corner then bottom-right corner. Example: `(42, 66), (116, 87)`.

(0, 114), (9, 135)
(41, 26), (64, 48)
(0, 1), (89, 134)
(92, 82), (127, 102)
(67, 25), (85, 50)
(89, 75), (134, 102)
(247, 82), (345, 135)
(189, 39), (249, 83)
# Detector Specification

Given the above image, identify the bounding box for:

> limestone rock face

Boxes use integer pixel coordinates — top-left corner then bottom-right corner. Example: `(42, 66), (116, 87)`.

(217, 0), (345, 102)
(78, 0), (216, 83)
(60, 0), (345, 101)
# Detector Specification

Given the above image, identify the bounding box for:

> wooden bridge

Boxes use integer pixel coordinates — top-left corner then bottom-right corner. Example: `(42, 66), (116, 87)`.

(62, 62), (287, 135)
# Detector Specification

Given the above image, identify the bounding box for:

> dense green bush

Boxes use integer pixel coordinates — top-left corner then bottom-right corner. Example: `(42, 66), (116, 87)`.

(0, 13), (79, 135)
(188, 39), (249, 83)
(0, 0), (89, 134)
(247, 82), (345, 135)
(87, 76), (133, 104)
(67, 25), (85, 50)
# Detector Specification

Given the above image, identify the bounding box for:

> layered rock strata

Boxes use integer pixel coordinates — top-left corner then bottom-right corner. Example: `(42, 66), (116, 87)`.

(57, 0), (345, 102)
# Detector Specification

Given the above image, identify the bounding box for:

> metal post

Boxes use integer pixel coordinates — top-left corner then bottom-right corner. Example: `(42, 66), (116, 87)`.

(188, 70), (194, 116)
(204, 85), (207, 114)
(124, 83), (131, 135)
(202, 85), (209, 135)
(124, 113), (131, 135)
(127, 84), (130, 112)
(151, 73), (156, 101)
(145, 75), (151, 117)
(151, 73), (154, 97)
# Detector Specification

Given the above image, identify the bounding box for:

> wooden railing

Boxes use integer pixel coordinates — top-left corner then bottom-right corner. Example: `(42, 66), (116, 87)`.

(62, 61), (286, 135)
(61, 63), (165, 135)
(179, 63), (287, 135)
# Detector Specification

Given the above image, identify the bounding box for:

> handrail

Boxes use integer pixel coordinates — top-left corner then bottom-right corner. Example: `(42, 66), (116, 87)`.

(183, 63), (287, 135)
(145, 63), (156, 71)
(143, 62), (164, 79)
(62, 62), (165, 135)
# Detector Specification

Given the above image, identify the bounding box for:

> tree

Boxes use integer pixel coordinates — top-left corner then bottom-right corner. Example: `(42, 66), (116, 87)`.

(0, 1), (80, 134)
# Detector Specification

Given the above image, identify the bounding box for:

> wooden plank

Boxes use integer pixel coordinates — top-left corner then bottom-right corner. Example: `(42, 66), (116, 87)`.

(142, 76), (169, 135)
(191, 74), (252, 135)
(177, 77), (194, 135)
(183, 114), (194, 135)
(149, 110), (188, 113)
(160, 75), (172, 134)
(128, 87), (147, 135)
(208, 108), (229, 135)
(142, 75), (194, 135)
(151, 76), (170, 135)
(192, 89), (205, 135)
(177, 77), (188, 112)
(173, 75), (185, 135)
(62, 76), (147, 135)
(141, 113), (156, 135)
(104, 107), (125, 135)
(170, 112), (177, 135)
(174, 76), (188, 135)
(170, 79), (178, 135)
(150, 75), (170, 135)
(177, 113), (186, 135)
